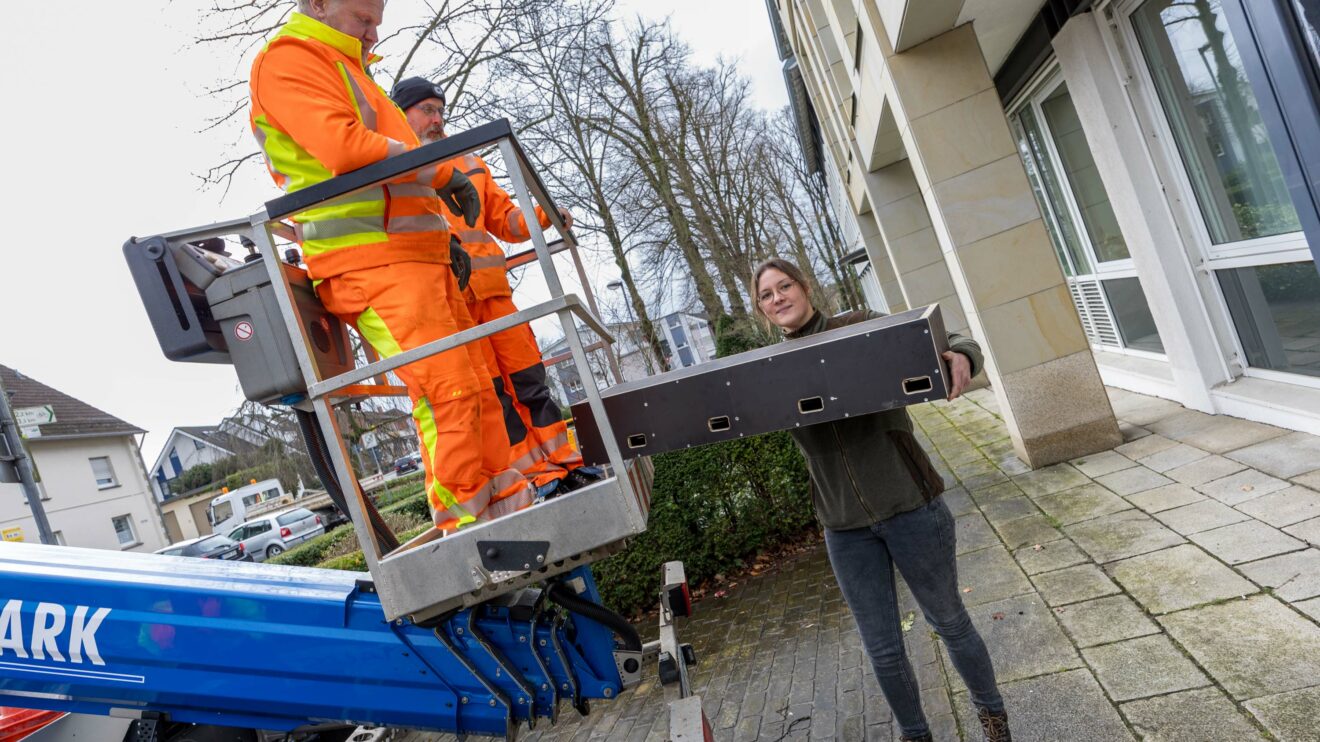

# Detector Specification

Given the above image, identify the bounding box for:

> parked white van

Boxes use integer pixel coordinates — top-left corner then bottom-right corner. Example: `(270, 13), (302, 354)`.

(206, 479), (288, 535)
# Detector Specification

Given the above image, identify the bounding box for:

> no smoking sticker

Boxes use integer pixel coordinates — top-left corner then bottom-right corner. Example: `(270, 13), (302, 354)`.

(234, 321), (255, 342)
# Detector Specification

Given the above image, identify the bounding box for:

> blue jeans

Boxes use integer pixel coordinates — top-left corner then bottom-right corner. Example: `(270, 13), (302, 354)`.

(824, 497), (1004, 738)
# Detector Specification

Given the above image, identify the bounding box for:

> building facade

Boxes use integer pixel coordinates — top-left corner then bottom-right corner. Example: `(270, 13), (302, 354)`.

(148, 425), (256, 501)
(543, 312), (719, 404)
(0, 365), (167, 552)
(769, 0), (1320, 465)
(158, 487), (220, 544)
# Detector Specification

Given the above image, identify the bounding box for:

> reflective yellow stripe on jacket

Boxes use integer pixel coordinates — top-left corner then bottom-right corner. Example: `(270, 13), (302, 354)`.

(250, 14), (415, 272)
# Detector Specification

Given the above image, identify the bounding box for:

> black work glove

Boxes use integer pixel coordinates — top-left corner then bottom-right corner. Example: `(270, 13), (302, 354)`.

(449, 235), (472, 291)
(436, 169), (481, 227)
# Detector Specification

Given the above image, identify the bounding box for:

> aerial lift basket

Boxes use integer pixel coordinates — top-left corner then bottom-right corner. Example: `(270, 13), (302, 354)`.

(126, 120), (651, 624)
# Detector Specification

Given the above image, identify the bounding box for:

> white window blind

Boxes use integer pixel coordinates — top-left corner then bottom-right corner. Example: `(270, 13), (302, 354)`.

(90, 456), (118, 489)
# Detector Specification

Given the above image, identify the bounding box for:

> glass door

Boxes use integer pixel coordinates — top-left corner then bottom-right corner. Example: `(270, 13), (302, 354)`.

(1010, 71), (1167, 355)
(1128, 0), (1320, 380)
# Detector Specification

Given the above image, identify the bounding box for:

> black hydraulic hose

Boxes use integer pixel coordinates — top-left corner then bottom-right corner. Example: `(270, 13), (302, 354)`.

(547, 581), (642, 652)
(295, 409), (400, 552)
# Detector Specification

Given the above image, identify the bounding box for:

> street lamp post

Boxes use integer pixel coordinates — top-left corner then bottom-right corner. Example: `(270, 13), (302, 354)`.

(607, 280), (655, 374)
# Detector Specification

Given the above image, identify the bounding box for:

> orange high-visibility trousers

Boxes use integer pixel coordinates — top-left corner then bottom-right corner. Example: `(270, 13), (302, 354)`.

(469, 294), (585, 473)
(474, 331), (567, 488)
(317, 262), (533, 530)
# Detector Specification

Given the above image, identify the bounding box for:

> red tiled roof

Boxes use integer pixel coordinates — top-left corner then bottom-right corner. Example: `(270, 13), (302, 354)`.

(0, 365), (144, 440)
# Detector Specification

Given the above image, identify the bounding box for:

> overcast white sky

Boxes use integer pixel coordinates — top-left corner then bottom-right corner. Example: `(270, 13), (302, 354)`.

(1, 1), (787, 460)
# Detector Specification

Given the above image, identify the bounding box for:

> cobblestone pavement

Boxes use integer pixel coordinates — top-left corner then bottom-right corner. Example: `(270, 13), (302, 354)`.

(402, 387), (1320, 741)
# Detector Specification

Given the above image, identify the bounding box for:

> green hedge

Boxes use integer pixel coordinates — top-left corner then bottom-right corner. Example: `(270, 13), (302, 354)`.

(316, 524), (432, 571)
(591, 431), (813, 615)
(176, 463), (215, 493)
(374, 475), (424, 508)
(268, 491), (429, 567)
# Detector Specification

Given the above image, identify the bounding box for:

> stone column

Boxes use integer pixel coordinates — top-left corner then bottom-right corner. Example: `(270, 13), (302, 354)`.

(880, 23), (1122, 467)
(1054, 12), (1232, 412)
(856, 207), (910, 313)
(862, 159), (969, 333)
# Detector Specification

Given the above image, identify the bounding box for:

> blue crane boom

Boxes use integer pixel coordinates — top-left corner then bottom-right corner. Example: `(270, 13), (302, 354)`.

(0, 541), (624, 738)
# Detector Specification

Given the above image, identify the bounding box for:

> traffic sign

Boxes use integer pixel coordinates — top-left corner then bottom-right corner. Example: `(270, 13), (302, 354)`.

(362, 431), (379, 449)
(20, 425), (41, 439)
(15, 405), (55, 426)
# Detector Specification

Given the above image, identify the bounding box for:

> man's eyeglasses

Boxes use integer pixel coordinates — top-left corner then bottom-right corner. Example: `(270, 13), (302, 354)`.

(416, 104), (445, 119)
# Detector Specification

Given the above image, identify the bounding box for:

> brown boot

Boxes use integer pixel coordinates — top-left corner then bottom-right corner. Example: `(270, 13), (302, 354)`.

(977, 706), (1012, 742)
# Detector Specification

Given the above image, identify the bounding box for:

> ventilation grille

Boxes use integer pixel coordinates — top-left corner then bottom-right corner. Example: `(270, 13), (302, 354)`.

(1069, 279), (1120, 347)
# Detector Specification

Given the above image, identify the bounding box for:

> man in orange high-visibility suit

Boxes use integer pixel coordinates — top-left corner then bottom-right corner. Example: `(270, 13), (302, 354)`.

(391, 77), (603, 497)
(248, 0), (535, 530)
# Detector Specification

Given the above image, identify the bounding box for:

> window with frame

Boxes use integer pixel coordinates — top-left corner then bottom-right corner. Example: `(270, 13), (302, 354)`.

(90, 456), (118, 489)
(112, 515), (137, 547)
(1132, 0), (1301, 246)
(1010, 73), (1165, 355)
(1217, 260), (1320, 377)
(1130, 0), (1320, 380)
(670, 323), (689, 350)
(210, 500), (233, 526)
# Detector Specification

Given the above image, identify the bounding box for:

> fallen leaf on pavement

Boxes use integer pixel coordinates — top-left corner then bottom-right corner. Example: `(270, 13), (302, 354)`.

(962, 587), (973, 593)
(901, 611), (916, 632)
(991, 612), (1005, 621)
(1032, 544), (1044, 551)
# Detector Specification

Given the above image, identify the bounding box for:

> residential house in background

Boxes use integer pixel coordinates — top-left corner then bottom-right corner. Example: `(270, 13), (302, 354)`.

(767, 0), (1320, 466)
(0, 365), (167, 552)
(653, 312), (718, 370)
(542, 312), (718, 404)
(148, 425), (259, 501)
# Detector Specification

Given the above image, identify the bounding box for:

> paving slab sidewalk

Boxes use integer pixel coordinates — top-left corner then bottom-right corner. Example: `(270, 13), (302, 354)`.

(403, 386), (1320, 741)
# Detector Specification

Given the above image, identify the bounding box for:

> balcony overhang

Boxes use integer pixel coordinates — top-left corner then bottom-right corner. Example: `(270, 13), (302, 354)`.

(881, 0), (1058, 76)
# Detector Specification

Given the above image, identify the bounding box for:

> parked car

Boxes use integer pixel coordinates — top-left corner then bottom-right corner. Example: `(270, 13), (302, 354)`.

(155, 534), (252, 562)
(226, 508), (326, 562)
(394, 454), (420, 475)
